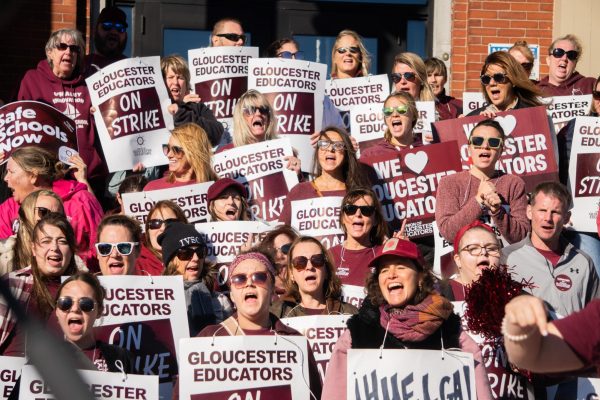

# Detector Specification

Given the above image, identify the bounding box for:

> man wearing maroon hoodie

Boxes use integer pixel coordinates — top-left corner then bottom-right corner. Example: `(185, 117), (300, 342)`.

(537, 34), (596, 97)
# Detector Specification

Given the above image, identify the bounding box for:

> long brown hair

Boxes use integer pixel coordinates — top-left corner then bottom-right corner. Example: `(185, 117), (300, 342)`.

(144, 200), (188, 259)
(339, 187), (388, 246)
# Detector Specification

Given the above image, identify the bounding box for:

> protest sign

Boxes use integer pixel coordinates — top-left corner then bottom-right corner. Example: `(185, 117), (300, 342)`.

(121, 182), (212, 230)
(432, 221), (456, 278)
(19, 365), (158, 400)
(248, 58), (327, 172)
(488, 43), (540, 80)
(281, 315), (348, 382)
(212, 138), (299, 221)
(546, 94), (592, 133)
(349, 103), (386, 155)
(434, 106), (559, 192)
(361, 141), (462, 236)
(326, 75), (389, 131)
(414, 101), (436, 143)
(462, 92), (487, 115)
(87, 56), (173, 172)
(340, 285), (366, 309)
(178, 336), (311, 400)
(188, 47), (259, 132)
(94, 275), (187, 399)
(290, 196), (344, 249)
(347, 349), (475, 400)
(0, 101), (78, 164)
(568, 116), (600, 232)
(0, 356), (25, 399)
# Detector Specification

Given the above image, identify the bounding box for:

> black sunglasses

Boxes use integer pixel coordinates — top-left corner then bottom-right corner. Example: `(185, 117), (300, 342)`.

(147, 218), (178, 230)
(520, 62), (533, 71)
(480, 73), (508, 85)
(469, 136), (503, 149)
(100, 22), (127, 33)
(343, 204), (376, 217)
(274, 243), (291, 255)
(95, 242), (138, 256)
(56, 296), (96, 313)
(230, 271), (269, 288)
(35, 206), (52, 219)
(162, 144), (184, 156)
(336, 46), (360, 55)
(278, 51), (304, 60)
(391, 72), (417, 83)
(242, 105), (270, 116)
(551, 48), (578, 61)
(592, 90), (600, 100)
(176, 246), (207, 261)
(292, 254), (326, 270)
(216, 33), (246, 43)
(56, 43), (80, 53)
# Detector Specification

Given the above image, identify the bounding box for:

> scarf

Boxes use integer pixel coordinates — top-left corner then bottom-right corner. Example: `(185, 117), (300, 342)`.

(379, 293), (454, 342)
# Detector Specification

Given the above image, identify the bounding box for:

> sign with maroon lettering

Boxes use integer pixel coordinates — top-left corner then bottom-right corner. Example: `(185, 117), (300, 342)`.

(414, 101), (435, 143)
(188, 47), (259, 132)
(87, 56), (173, 172)
(433, 106), (559, 192)
(326, 74), (390, 132)
(569, 116), (600, 232)
(0, 101), (78, 164)
(178, 336), (310, 399)
(432, 221), (457, 278)
(0, 356), (25, 399)
(462, 92), (486, 115)
(280, 315), (348, 383)
(96, 275), (188, 399)
(212, 138), (299, 221)
(361, 142), (462, 237)
(19, 364), (158, 400)
(546, 94), (592, 132)
(121, 181), (212, 230)
(349, 103), (386, 155)
(290, 197), (344, 249)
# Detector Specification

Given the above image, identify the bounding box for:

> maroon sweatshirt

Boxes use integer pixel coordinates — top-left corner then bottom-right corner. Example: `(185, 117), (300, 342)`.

(537, 71), (596, 97)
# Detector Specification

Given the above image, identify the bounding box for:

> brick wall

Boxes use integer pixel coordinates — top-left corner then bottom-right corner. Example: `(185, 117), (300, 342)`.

(449, 0), (555, 97)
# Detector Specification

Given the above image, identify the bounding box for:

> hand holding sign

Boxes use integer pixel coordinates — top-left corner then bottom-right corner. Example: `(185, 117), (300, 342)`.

(67, 153), (89, 186)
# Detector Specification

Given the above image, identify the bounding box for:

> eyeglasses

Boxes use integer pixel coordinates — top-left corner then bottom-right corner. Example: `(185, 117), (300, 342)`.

(162, 144), (184, 156)
(469, 136), (503, 149)
(520, 62), (533, 72)
(551, 48), (579, 61)
(390, 72), (417, 83)
(100, 22), (127, 33)
(95, 242), (138, 256)
(292, 254), (326, 270)
(56, 296), (96, 313)
(382, 105), (409, 117)
(317, 140), (346, 152)
(56, 43), (80, 53)
(147, 218), (178, 230)
(480, 73), (508, 85)
(592, 90), (600, 100)
(343, 204), (376, 217)
(336, 46), (360, 55)
(176, 246), (206, 261)
(242, 105), (270, 116)
(35, 207), (52, 219)
(459, 244), (501, 257)
(277, 51), (304, 60)
(216, 33), (246, 44)
(274, 243), (291, 255)
(230, 271), (269, 288)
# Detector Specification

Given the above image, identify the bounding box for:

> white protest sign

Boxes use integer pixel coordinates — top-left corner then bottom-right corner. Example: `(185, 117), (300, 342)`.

(121, 181), (212, 230)
(95, 275), (188, 399)
(87, 56), (173, 172)
(432, 221), (455, 279)
(349, 103), (385, 157)
(195, 221), (272, 264)
(340, 285), (366, 309)
(212, 138), (299, 221)
(415, 101), (436, 143)
(188, 47), (259, 132)
(326, 75), (390, 131)
(568, 116), (600, 232)
(348, 349), (475, 400)
(0, 356), (25, 399)
(577, 378), (600, 400)
(291, 196), (344, 249)
(20, 364), (158, 400)
(178, 336), (311, 400)
(488, 43), (540, 80)
(462, 92), (486, 115)
(546, 94), (592, 133)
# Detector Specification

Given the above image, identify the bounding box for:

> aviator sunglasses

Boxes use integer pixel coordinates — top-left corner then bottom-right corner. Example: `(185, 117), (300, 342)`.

(95, 242), (138, 256)
(278, 51), (304, 60)
(390, 72), (417, 83)
(343, 204), (376, 217)
(382, 105), (409, 117)
(469, 136), (503, 149)
(336, 46), (360, 55)
(230, 271), (269, 288)
(242, 105), (270, 116)
(162, 144), (184, 156)
(56, 296), (96, 313)
(551, 48), (579, 61)
(292, 254), (326, 270)
(147, 218), (178, 230)
(34, 206), (52, 219)
(480, 73), (508, 85)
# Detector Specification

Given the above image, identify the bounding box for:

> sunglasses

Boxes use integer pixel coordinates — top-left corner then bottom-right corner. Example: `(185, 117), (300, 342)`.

(278, 51), (304, 60)
(317, 140), (346, 152)
(520, 62), (533, 72)
(274, 243), (291, 255)
(480, 73), (508, 85)
(336, 46), (360, 55)
(469, 136), (503, 149)
(176, 246), (207, 261)
(162, 144), (184, 156)
(382, 105), (409, 117)
(95, 242), (138, 256)
(292, 254), (326, 270)
(56, 43), (80, 53)
(56, 296), (96, 313)
(230, 271), (269, 288)
(147, 218), (178, 230)
(100, 22), (127, 33)
(551, 48), (578, 61)
(390, 72), (417, 83)
(35, 206), (52, 219)
(592, 90), (600, 100)
(242, 105), (270, 116)
(343, 204), (376, 217)
(216, 33), (246, 43)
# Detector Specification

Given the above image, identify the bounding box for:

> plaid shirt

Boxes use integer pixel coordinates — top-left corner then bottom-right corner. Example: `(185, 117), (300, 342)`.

(0, 266), (33, 347)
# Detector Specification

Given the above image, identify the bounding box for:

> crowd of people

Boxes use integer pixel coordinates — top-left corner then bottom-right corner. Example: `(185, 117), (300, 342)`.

(0, 5), (600, 400)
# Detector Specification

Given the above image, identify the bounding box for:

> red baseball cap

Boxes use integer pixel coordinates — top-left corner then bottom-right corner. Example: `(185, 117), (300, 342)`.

(368, 238), (425, 271)
(207, 178), (247, 203)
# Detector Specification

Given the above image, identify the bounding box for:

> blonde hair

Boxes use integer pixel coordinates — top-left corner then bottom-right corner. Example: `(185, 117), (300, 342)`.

(331, 30), (370, 78)
(168, 123), (218, 183)
(509, 41), (534, 64)
(232, 90), (278, 147)
(11, 146), (66, 186)
(393, 52), (436, 102)
(161, 55), (191, 91)
(549, 34), (583, 61)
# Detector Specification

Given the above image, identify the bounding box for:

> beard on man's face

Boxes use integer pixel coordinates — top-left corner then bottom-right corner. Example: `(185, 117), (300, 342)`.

(94, 28), (126, 58)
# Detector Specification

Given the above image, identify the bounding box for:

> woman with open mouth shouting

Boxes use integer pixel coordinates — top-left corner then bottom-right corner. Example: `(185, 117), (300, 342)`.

(330, 30), (370, 79)
(207, 178), (252, 222)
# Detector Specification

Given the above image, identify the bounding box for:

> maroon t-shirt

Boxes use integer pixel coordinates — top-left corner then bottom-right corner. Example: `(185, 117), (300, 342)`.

(554, 299), (600, 370)
(82, 342), (109, 371)
(330, 245), (379, 287)
(535, 247), (563, 267)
